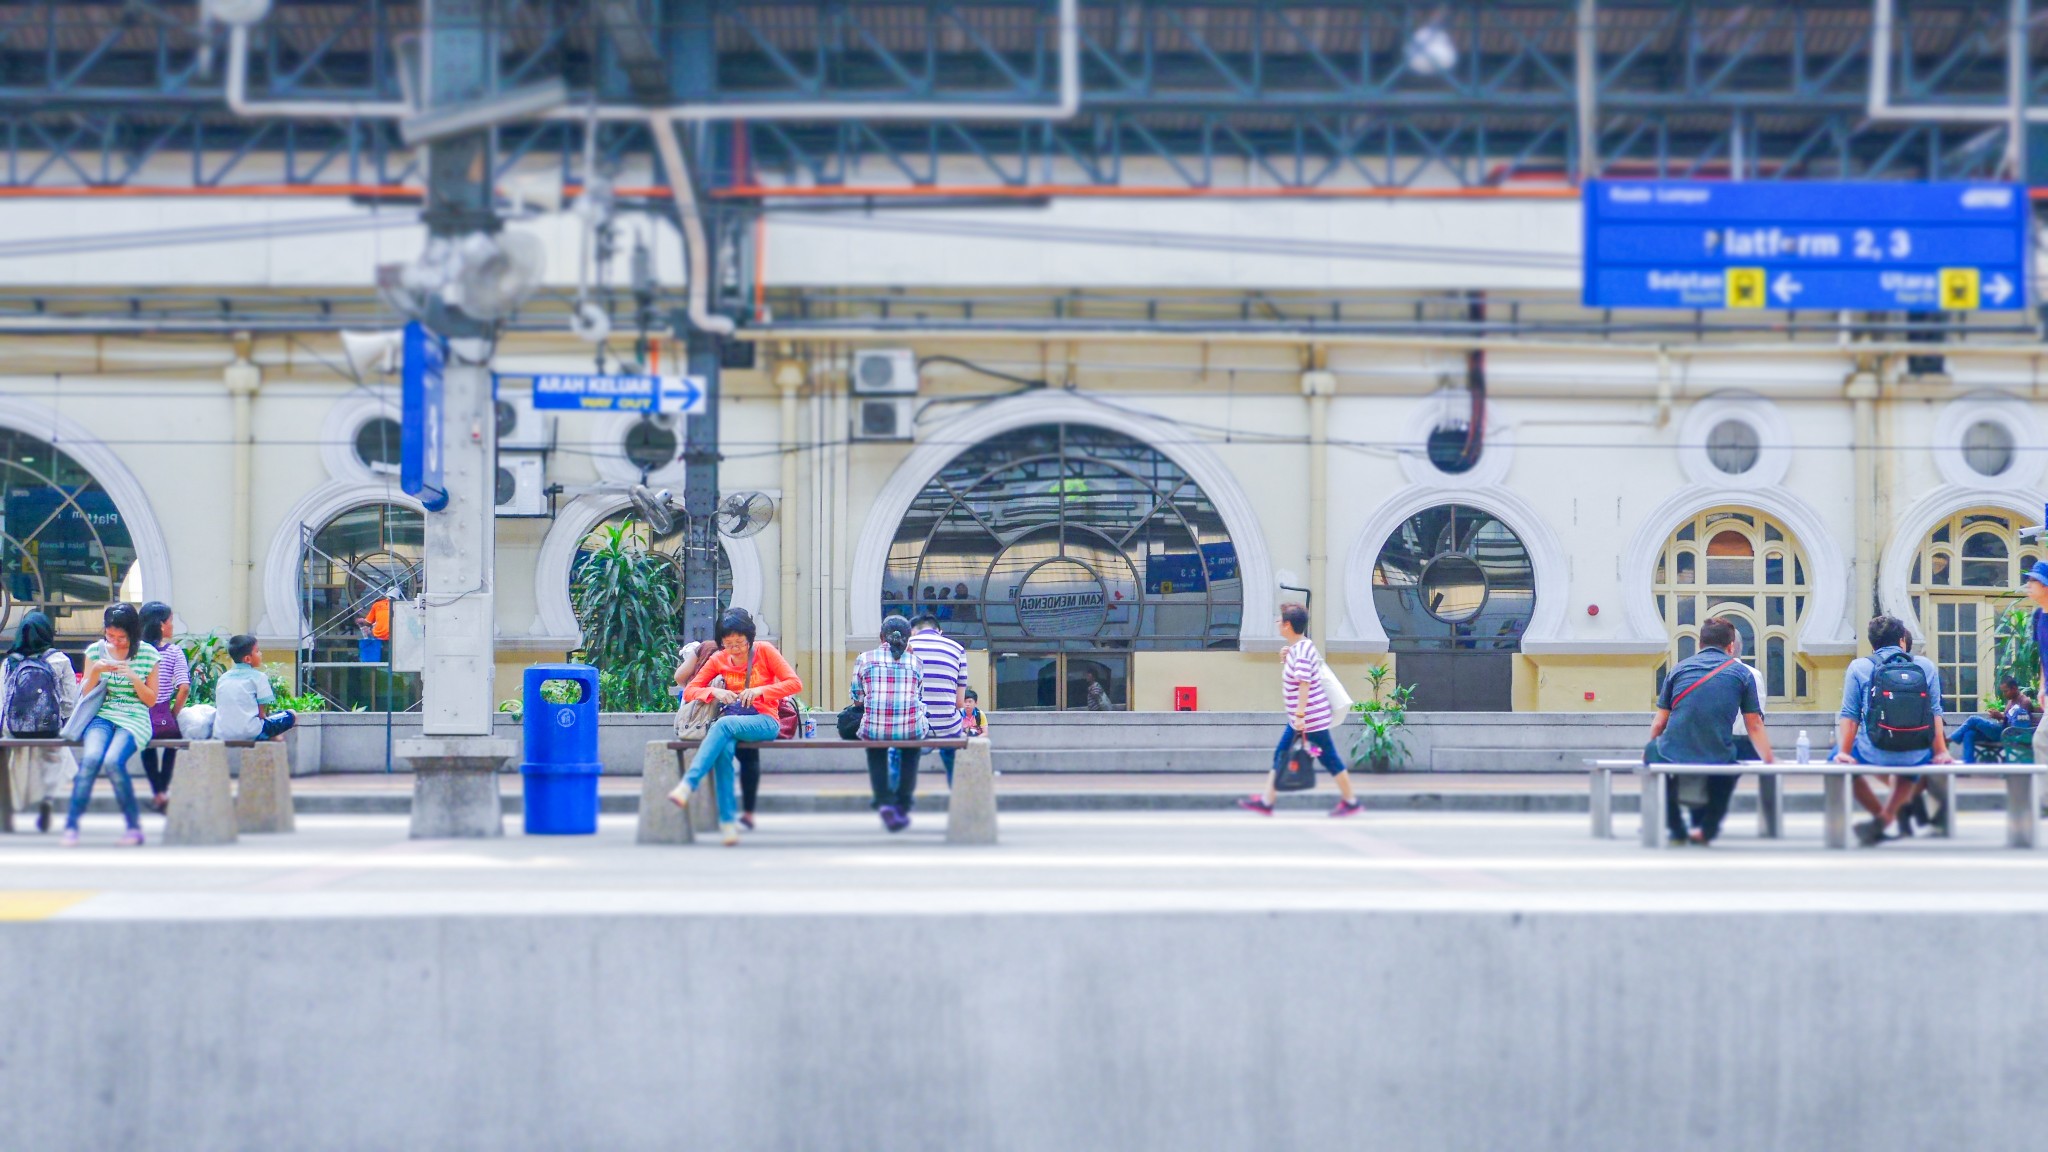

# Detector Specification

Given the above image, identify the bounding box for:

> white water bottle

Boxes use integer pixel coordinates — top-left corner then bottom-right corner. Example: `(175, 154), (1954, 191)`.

(1795, 730), (1811, 765)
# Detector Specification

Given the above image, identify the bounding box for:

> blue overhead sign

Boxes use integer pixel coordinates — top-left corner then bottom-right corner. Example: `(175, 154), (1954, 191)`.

(399, 321), (449, 513)
(1583, 181), (2031, 311)
(520, 373), (707, 414)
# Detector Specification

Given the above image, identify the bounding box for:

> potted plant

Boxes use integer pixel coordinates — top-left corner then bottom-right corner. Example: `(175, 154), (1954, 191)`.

(1994, 601), (2041, 698)
(1348, 664), (1416, 772)
(571, 519), (682, 712)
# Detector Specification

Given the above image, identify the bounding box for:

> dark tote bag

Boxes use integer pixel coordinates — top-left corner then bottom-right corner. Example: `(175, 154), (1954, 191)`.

(1275, 736), (1319, 793)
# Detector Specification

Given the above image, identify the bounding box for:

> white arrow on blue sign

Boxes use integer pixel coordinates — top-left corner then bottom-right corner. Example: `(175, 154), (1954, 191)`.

(519, 373), (709, 415)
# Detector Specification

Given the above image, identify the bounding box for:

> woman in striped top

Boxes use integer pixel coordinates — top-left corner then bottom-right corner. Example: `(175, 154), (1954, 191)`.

(64, 603), (162, 846)
(1238, 602), (1362, 818)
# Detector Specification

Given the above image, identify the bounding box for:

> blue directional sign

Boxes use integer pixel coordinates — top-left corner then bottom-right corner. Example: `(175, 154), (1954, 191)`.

(1583, 181), (2031, 311)
(520, 373), (707, 415)
(399, 321), (449, 513)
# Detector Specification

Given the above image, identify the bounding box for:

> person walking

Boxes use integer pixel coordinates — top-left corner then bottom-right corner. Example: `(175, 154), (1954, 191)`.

(852, 614), (927, 832)
(905, 613), (967, 786)
(1238, 602), (1362, 818)
(1644, 616), (1775, 846)
(0, 610), (79, 833)
(63, 603), (161, 847)
(1834, 614), (1953, 846)
(2023, 562), (2048, 693)
(670, 610), (802, 845)
(1083, 669), (1111, 711)
(136, 601), (189, 812)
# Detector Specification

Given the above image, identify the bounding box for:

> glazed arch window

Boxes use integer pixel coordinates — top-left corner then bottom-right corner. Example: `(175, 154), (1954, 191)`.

(1909, 509), (2033, 712)
(0, 427), (141, 643)
(1653, 508), (1814, 704)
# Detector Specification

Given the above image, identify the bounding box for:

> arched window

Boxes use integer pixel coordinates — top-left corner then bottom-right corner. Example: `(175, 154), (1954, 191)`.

(1654, 509), (1813, 704)
(573, 511), (733, 624)
(299, 502), (424, 710)
(1371, 504), (1534, 712)
(0, 427), (141, 646)
(1909, 509), (2039, 712)
(886, 424), (1240, 710)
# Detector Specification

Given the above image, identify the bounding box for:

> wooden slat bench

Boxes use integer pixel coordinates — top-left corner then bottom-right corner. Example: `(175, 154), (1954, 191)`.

(645, 737), (992, 845)
(1587, 758), (2047, 849)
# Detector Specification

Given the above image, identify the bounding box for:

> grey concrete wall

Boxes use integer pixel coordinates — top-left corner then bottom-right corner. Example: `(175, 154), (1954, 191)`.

(5, 910), (2046, 1151)
(298, 711), (1841, 775)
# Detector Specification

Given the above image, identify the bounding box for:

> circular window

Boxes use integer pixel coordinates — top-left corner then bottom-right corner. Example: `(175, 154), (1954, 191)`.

(623, 417), (678, 473)
(1425, 423), (1479, 474)
(354, 417), (402, 473)
(1962, 420), (2014, 477)
(1418, 554), (1488, 623)
(1705, 419), (1761, 475)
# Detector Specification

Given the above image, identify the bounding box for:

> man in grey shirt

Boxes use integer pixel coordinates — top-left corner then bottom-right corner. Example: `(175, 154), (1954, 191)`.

(1646, 616), (1776, 846)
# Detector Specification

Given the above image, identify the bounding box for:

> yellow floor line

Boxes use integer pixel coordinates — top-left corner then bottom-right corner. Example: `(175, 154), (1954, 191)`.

(0, 891), (95, 921)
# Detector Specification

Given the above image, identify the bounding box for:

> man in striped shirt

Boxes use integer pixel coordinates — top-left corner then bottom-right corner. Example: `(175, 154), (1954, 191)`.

(1239, 602), (1363, 817)
(905, 614), (968, 785)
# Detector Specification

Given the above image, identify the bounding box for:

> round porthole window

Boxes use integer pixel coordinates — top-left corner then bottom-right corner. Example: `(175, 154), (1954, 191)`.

(1425, 423), (1479, 474)
(1418, 553), (1489, 623)
(623, 416), (678, 473)
(354, 417), (402, 474)
(1705, 419), (1761, 475)
(1962, 420), (2014, 478)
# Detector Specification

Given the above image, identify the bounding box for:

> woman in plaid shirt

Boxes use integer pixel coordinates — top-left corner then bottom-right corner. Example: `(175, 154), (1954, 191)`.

(852, 614), (927, 832)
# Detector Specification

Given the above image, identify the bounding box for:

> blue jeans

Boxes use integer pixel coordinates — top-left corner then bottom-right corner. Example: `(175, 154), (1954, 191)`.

(889, 746), (958, 787)
(255, 711), (297, 741)
(687, 712), (780, 825)
(1954, 715), (2006, 763)
(1272, 724), (1349, 777)
(66, 717), (141, 831)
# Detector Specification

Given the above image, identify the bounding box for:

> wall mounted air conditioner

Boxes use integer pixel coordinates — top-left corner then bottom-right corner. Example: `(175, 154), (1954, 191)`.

(495, 455), (548, 517)
(495, 395), (555, 452)
(852, 396), (916, 442)
(850, 349), (919, 395)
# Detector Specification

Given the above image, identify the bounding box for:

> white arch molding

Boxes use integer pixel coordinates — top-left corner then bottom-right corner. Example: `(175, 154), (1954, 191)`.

(530, 493), (766, 648)
(1336, 485), (1575, 653)
(256, 480), (422, 641)
(1879, 484), (2047, 644)
(1620, 485), (1855, 655)
(0, 396), (174, 610)
(847, 394), (1282, 648)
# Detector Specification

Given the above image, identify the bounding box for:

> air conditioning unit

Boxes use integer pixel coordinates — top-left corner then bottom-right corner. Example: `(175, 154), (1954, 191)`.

(494, 395), (555, 452)
(850, 349), (918, 395)
(495, 455), (548, 517)
(852, 396), (915, 442)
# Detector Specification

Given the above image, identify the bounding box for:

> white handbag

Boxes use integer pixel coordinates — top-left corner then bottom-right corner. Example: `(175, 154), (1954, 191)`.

(1317, 659), (1353, 726)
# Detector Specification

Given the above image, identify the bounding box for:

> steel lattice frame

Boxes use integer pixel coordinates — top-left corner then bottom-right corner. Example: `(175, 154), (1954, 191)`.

(0, 0), (2036, 190)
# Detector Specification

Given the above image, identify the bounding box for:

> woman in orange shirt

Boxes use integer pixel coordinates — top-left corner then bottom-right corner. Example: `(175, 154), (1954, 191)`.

(669, 609), (802, 845)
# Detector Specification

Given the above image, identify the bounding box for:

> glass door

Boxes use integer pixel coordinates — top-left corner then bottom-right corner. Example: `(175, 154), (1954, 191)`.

(993, 652), (1131, 711)
(1929, 597), (1984, 713)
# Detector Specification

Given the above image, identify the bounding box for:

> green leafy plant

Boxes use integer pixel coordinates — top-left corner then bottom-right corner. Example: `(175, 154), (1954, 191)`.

(498, 698), (524, 721)
(264, 664), (327, 713)
(571, 519), (680, 712)
(1994, 601), (2040, 696)
(540, 680), (582, 704)
(176, 632), (233, 706)
(1348, 664), (1416, 771)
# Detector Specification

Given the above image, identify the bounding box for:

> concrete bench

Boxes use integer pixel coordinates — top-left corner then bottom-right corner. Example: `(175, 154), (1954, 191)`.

(1587, 758), (2047, 849)
(642, 738), (994, 845)
(0, 737), (292, 839)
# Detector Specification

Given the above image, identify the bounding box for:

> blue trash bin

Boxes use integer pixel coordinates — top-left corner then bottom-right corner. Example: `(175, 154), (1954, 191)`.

(520, 663), (601, 835)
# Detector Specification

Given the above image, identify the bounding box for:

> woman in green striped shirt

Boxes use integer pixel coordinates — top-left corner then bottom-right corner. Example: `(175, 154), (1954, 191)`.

(62, 603), (161, 846)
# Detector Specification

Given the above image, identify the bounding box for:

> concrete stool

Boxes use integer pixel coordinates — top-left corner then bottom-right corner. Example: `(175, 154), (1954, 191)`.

(945, 737), (998, 845)
(166, 741), (238, 846)
(687, 773), (720, 833)
(234, 741), (295, 834)
(636, 741), (693, 845)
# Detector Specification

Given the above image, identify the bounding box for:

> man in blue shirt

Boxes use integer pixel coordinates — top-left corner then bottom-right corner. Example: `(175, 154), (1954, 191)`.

(1646, 617), (1774, 845)
(2023, 561), (2048, 709)
(1951, 675), (2036, 764)
(1835, 614), (1952, 846)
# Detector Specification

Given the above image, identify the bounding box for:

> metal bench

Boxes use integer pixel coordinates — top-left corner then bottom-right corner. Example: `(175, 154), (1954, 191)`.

(1587, 758), (2046, 849)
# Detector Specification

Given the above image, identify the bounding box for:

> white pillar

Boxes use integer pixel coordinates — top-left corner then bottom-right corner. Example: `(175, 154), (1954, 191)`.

(224, 348), (260, 632)
(421, 340), (497, 736)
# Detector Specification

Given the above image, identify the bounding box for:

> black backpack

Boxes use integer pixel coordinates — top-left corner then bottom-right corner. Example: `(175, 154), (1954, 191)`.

(1865, 650), (1935, 753)
(4, 653), (62, 738)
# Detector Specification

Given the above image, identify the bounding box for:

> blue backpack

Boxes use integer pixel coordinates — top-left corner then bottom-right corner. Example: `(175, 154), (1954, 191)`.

(4, 654), (62, 738)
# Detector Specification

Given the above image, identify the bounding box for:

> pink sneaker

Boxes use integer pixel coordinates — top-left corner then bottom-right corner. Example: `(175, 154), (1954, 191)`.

(119, 828), (145, 847)
(1329, 799), (1364, 819)
(1236, 796), (1275, 816)
(60, 827), (80, 848)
